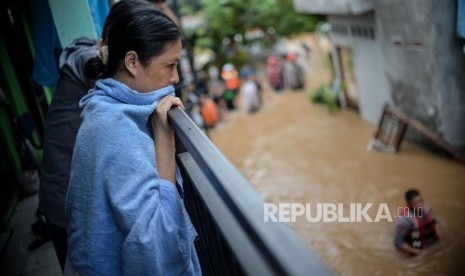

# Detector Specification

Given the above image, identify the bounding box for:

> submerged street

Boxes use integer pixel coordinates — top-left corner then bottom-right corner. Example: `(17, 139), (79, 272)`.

(210, 35), (465, 275)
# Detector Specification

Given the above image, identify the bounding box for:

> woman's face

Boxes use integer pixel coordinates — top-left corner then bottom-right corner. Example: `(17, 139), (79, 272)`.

(136, 39), (181, 93)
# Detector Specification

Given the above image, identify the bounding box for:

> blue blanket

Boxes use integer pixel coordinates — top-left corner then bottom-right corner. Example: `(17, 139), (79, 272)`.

(66, 78), (201, 275)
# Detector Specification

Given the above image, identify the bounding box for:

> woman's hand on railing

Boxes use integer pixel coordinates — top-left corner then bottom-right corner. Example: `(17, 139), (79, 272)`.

(151, 96), (184, 184)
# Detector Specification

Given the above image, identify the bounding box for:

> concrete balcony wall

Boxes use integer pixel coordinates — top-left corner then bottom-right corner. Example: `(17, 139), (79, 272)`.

(432, 0), (465, 147)
(293, 0), (373, 15)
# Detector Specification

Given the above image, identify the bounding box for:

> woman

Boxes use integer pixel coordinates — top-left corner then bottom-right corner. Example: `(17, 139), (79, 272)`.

(65, 2), (201, 275)
(40, 0), (154, 271)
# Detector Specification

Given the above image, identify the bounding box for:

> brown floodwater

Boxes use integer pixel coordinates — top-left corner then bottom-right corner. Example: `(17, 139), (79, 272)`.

(209, 36), (465, 275)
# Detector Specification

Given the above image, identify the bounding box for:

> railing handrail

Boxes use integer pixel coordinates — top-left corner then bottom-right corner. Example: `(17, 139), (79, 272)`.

(168, 107), (329, 275)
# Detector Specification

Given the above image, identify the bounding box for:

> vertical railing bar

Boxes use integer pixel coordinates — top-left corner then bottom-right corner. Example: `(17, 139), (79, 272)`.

(177, 152), (275, 276)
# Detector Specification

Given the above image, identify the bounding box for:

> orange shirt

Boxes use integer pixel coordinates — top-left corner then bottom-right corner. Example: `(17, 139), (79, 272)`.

(221, 70), (240, 90)
(200, 98), (218, 127)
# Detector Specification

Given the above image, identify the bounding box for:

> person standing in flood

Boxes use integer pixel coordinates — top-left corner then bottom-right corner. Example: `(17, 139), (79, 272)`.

(394, 189), (440, 256)
(282, 52), (305, 91)
(221, 63), (240, 110)
(240, 71), (261, 114)
(266, 55), (283, 92)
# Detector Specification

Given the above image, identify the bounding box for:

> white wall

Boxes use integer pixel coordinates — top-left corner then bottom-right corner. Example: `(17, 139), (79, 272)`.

(293, 0), (373, 15)
(354, 41), (391, 124)
(329, 14), (391, 124)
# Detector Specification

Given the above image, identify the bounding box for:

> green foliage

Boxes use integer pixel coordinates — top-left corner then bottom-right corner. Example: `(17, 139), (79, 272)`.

(179, 4), (194, 16)
(194, 0), (324, 66)
(199, 0), (322, 38)
(310, 85), (339, 113)
(231, 50), (250, 68)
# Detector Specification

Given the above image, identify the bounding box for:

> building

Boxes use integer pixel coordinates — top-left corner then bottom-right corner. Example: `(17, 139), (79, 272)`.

(294, 0), (465, 148)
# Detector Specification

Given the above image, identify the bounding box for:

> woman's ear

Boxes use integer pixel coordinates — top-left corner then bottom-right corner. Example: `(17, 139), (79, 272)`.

(124, 51), (140, 77)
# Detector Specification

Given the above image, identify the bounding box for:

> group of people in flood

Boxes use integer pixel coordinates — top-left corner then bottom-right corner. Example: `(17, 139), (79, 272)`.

(183, 62), (264, 136)
(266, 52), (305, 92)
(185, 50), (308, 136)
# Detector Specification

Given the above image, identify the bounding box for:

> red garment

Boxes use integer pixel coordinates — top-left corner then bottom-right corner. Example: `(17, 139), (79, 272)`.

(398, 207), (438, 249)
(267, 64), (282, 87)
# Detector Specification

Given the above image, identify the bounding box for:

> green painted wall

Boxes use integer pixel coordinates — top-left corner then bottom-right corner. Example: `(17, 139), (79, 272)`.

(0, 37), (29, 117)
(0, 36), (29, 173)
(0, 110), (21, 171)
(48, 0), (97, 48)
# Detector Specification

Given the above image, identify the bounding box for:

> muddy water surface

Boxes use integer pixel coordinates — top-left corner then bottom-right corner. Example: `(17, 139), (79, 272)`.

(210, 90), (465, 275)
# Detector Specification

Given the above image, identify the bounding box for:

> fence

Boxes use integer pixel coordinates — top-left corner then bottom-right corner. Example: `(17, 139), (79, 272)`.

(168, 107), (329, 276)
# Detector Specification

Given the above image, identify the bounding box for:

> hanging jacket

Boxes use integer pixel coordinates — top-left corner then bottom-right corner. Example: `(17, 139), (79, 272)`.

(40, 37), (98, 227)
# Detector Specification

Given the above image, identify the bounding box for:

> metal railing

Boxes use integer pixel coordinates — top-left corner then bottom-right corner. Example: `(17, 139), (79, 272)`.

(168, 107), (329, 276)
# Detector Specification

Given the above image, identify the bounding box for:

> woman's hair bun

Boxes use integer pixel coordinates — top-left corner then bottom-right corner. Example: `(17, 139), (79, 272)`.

(84, 56), (105, 80)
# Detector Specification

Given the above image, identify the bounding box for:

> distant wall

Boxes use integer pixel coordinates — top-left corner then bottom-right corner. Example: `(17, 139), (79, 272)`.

(293, 0), (373, 15)
(375, 0), (465, 147)
(433, 0), (465, 147)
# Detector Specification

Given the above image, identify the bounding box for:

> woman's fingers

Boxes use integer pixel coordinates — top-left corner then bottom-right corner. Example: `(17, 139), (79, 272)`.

(157, 96), (184, 113)
(152, 96), (184, 131)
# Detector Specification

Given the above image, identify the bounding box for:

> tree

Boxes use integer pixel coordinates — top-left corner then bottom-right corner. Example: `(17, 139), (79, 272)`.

(188, 0), (323, 67)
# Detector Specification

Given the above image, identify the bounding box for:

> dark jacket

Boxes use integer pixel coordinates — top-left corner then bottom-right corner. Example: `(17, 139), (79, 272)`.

(39, 37), (98, 227)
